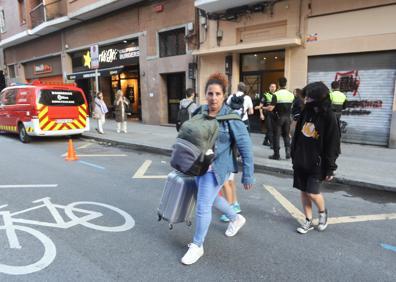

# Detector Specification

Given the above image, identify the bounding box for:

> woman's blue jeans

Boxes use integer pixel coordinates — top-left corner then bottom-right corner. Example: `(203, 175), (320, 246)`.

(193, 171), (237, 247)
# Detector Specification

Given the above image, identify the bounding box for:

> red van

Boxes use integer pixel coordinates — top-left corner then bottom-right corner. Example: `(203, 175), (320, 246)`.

(0, 81), (90, 143)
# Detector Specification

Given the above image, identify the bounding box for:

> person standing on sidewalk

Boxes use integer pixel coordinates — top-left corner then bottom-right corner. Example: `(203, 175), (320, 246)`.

(181, 72), (254, 265)
(330, 80), (347, 126)
(226, 82), (254, 131)
(291, 82), (340, 234)
(255, 83), (277, 147)
(269, 77), (294, 160)
(114, 89), (130, 133)
(176, 88), (197, 131)
(290, 88), (303, 137)
(93, 92), (108, 134)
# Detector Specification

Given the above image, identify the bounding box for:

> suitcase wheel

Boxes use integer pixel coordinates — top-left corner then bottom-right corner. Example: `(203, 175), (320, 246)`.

(169, 224), (174, 230)
(158, 214), (162, 221)
(186, 220), (192, 227)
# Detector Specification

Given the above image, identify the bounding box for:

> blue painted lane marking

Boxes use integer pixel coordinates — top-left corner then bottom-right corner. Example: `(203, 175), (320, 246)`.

(78, 160), (105, 170)
(381, 243), (396, 253)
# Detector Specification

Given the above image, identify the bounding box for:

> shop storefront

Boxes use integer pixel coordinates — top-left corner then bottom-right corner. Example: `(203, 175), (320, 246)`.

(308, 51), (396, 146)
(24, 56), (63, 83)
(67, 39), (140, 118)
(240, 50), (285, 132)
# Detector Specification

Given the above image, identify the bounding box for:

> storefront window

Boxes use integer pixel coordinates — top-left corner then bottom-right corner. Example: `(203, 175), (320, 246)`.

(112, 70), (139, 115)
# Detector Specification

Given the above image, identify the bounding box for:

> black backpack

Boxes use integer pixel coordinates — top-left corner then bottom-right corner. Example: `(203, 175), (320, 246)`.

(229, 94), (245, 118)
(176, 102), (194, 132)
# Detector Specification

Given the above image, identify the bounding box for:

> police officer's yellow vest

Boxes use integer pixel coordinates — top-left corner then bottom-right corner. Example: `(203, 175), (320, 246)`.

(275, 89), (294, 103)
(264, 92), (273, 104)
(330, 90), (346, 105)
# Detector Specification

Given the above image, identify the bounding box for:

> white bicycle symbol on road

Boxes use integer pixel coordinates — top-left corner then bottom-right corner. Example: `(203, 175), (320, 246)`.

(0, 197), (135, 275)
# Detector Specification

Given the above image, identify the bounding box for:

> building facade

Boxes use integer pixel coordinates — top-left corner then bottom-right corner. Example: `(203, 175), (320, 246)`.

(1, 0), (396, 147)
(0, 0), (197, 125)
(195, 0), (396, 148)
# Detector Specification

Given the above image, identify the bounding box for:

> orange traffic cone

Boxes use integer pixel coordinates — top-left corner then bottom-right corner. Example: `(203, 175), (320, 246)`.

(65, 139), (79, 161)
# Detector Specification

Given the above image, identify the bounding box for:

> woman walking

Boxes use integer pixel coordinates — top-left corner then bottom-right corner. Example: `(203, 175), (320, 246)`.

(93, 92), (108, 134)
(181, 72), (254, 265)
(114, 89), (130, 133)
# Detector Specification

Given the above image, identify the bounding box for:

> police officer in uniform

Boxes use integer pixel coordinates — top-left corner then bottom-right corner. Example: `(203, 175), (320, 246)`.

(330, 80), (347, 125)
(255, 83), (277, 147)
(269, 77), (294, 160)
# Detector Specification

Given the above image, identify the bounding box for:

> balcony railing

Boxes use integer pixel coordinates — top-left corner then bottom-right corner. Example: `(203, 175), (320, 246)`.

(30, 0), (67, 28)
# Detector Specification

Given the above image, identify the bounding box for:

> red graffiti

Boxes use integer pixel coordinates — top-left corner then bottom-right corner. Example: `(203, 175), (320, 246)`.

(346, 100), (383, 109)
(335, 70), (360, 96)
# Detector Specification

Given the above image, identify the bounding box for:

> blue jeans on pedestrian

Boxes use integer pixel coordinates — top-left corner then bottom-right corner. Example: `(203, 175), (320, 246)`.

(193, 171), (237, 247)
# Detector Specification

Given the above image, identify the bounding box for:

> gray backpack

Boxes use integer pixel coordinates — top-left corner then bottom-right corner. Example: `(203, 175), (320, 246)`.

(170, 108), (241, 176)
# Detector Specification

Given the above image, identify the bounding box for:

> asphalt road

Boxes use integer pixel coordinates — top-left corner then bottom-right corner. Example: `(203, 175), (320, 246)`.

(0, 133), (395, 281)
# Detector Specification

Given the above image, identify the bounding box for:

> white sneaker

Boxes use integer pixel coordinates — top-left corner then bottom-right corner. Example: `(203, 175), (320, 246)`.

(116, 130), (121, 133)
(225, 214), (246, 237)
(181, 243), (204, 265)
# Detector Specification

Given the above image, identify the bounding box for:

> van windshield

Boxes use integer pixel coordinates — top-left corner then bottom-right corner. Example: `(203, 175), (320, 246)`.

(38, 89), (85, 106)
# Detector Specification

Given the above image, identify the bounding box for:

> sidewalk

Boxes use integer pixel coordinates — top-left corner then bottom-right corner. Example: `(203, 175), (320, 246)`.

(83, 119), (396, 192)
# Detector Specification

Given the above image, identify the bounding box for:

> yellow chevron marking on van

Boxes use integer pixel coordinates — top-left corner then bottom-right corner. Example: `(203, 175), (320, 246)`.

(54, 123), (63, 131)
(38, 107), (48, 119)
(39, 116), (49, 127)
(37, 103), (44, 111)
(73, 120), (83, 128)
(78, 116), (86, 126)
(44, 121), (56, 131)
(79, 107), (87, 117)
(67, 123), (77, 130)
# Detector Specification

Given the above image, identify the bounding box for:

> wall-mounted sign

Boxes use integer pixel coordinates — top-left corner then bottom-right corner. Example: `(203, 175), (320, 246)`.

(33, 64), (52, 75)
(83, 51), (91, 68)
(71, 39), (139, 73)
(98, 47), (139, 63)
(67, 66), (124, 80)
(153, 4), (164, 13)
(306, 33), (318, 42)
(90, 45), (99, 69)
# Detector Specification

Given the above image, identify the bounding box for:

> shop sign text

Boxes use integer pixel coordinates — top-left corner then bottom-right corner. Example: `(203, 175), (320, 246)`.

(34, 64), (52, 75)
(99, 47), (139, 64)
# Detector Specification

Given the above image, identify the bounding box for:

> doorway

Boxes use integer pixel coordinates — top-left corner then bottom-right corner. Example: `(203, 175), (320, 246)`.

(111, 68), (141, 120)
(166, 72), (186, 124)
(76, 79), (94, 116)
(240, 50), (285, 132)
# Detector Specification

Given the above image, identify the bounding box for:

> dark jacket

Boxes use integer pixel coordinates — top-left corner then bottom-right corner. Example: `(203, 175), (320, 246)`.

(291, 101), (340, 179)
(291, 97), (303, 121)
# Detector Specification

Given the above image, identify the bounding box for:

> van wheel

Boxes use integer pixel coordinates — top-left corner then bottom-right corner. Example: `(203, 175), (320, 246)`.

(18, 124), (31, 143)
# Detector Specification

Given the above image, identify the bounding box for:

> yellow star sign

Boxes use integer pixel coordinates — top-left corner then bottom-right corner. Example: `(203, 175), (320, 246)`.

(83, 51), (91, 68)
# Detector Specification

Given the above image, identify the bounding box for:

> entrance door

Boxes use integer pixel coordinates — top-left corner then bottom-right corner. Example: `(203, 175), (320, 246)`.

(167, 73), (185, 124)
(76, 79), (93, 116)
(241, 51), (285, 132)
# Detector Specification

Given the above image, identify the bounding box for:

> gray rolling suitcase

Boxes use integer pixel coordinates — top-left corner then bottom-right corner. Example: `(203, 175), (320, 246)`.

(158, 170), (197, 230)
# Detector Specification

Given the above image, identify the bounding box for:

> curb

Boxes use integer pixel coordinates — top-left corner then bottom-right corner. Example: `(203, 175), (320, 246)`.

(81, 135), (172, 156)
(81, 134), (396, 193)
